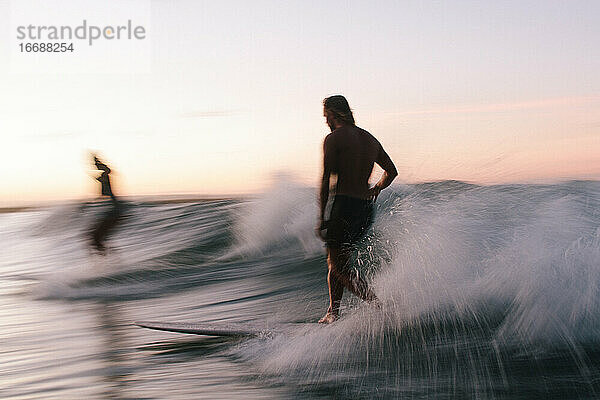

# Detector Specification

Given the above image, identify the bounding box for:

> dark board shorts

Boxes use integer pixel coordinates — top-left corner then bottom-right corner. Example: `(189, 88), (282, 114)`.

(325, 195), (374, 249)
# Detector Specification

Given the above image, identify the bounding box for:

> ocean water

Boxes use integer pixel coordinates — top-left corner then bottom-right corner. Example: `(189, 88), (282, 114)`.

(1, 180), (600, 399)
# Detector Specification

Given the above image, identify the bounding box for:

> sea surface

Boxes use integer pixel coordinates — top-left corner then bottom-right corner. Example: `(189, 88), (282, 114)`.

(1, 180), (600, 399)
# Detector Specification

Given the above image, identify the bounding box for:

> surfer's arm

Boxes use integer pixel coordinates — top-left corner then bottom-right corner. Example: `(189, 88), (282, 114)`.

(318, 135), (334, 224)
(319, 175), (329, 224)
(369, 144), (397, 200)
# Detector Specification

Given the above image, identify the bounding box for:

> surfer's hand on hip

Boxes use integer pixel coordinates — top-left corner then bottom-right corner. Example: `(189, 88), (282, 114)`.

(367, 186), (381, 201)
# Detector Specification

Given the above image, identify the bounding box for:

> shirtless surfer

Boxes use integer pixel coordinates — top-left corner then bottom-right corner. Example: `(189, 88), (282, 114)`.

(317, 95), (398, 324)
(90, 155), (122, 254)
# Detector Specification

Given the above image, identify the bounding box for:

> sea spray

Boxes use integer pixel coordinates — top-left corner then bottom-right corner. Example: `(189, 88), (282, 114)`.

(3, 180), (600, 398)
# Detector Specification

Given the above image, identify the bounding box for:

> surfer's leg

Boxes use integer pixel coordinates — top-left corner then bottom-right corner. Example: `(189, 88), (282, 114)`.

(319, 247), (345, 323)
(320, 197), (378, 323)
(344, 201), (379, 303)
(330, 247), (378, 303)
(90, 203), (121, 254)
(350, 275), (378, 303)
(327, 248), (345, 313)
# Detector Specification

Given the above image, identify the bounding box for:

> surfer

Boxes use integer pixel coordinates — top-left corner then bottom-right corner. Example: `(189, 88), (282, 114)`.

(316, 95), (398, 323)
(90, 155), (122, 254)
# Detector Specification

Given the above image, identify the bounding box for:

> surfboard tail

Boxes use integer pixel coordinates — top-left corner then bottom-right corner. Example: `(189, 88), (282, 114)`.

(135, 321), (264, 337)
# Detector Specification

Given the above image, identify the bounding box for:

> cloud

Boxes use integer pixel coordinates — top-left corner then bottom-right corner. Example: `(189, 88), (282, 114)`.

(20, 131), (83, 141)
(179, 109), (244, 118)
(391, 95), (600, 116)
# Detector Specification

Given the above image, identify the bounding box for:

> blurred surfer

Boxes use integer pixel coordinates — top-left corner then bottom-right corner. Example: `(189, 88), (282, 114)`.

(90, 155), (122, 254)
(316, 95), (398, 323)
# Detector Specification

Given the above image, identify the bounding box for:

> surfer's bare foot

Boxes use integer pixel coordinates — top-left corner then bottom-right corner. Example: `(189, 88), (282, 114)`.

(318, 312), (338, 324)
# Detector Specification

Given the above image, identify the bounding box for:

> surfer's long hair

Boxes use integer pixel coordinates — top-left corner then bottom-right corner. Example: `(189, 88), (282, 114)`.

(323, 95), (355, 125)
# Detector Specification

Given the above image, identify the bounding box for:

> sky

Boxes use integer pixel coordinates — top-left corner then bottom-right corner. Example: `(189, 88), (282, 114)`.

(0, 0), (599, 205)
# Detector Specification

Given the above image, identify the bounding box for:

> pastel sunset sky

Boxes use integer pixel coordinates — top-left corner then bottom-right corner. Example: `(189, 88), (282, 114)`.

(1, 0), (598, 205)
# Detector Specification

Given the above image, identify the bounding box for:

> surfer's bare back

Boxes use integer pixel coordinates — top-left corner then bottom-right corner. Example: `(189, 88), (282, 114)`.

(316, 95), (397, 324)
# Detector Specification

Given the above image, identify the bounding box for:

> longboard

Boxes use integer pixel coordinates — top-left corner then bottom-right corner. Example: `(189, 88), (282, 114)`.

(134, 321), (267, 337)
